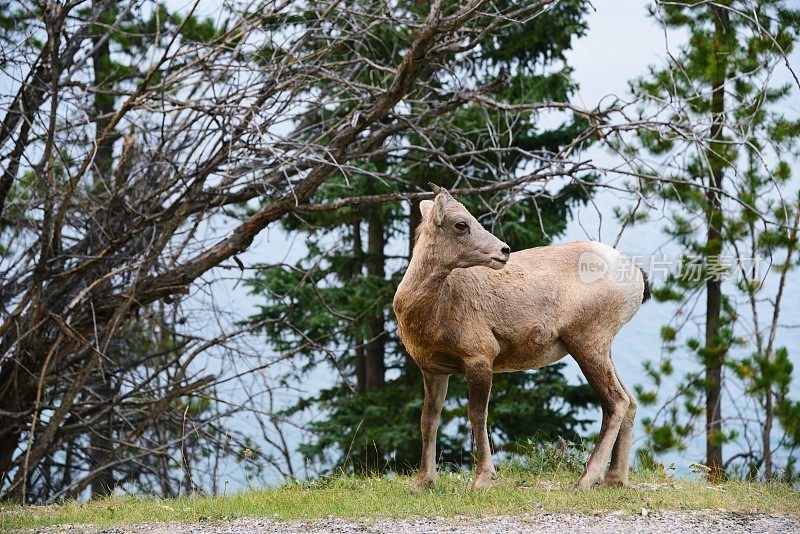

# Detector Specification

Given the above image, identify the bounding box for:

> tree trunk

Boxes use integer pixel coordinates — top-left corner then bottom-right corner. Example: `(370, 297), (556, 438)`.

(89, 7), (117, 496)
(89, 372), (115, 496)
(408, 199), (421, 261)
(91, 10), (115, 188)
(353, 220), (366, 393)
(704, 4), (729, 484)
(763, 388), (773, 480)
(705, 275), (724, 482)
(365, 208), (385, 391)
(405, 199), (423, 377)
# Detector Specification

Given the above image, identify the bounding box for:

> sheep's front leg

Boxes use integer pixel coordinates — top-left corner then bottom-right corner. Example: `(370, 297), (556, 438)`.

(411, 371), (449, 493)
(466, 361), (496, 490)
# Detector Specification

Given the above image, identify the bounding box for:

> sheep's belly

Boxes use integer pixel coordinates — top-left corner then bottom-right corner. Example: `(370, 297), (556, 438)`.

(493, 341), (569, 373)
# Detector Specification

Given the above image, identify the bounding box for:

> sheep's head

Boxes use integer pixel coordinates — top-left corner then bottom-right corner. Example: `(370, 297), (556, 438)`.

(419, 183), (510, 270)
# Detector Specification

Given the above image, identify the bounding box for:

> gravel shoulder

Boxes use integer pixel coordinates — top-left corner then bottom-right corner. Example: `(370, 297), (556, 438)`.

(40, 511), (800, 534)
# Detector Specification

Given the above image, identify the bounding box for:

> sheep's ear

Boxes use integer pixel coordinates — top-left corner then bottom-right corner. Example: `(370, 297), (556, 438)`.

(433, 192), (448, 226)
(429, 182), (453, 199)
(419, 200), (434, 222)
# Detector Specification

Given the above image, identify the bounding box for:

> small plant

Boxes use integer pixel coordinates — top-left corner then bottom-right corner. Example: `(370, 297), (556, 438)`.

(503, 439), (590, 478)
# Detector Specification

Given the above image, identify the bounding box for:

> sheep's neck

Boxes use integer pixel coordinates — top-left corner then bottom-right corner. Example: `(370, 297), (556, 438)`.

(396, 241), (453, 322)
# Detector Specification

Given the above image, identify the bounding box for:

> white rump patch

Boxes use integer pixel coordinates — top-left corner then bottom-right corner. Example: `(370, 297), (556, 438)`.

(577, 243), (643, 320)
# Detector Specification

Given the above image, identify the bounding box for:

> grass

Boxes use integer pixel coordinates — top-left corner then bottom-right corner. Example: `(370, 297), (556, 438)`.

(2, 463), (799, 531)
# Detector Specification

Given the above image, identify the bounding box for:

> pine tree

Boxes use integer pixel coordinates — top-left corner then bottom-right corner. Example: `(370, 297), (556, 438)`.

(631, 0), (800, 481)
(247, 0), (600, 473)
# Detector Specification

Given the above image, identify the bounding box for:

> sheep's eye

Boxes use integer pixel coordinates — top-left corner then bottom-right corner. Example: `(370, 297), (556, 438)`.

(455, 221), (469, 232)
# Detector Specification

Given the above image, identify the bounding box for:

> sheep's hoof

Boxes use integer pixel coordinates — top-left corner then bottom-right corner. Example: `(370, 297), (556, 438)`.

(469, 472), (498, 491)
(601, 476), (627, 488)
(410, 476), (436, 494)
(574, 475), (601, 491)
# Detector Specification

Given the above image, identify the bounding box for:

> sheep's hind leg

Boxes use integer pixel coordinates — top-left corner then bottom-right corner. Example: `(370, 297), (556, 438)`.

(465, 361), (496, 490)
(411, 371), (449, 494)
(603, 364), (637, 487)
(571, 346), (630, 490)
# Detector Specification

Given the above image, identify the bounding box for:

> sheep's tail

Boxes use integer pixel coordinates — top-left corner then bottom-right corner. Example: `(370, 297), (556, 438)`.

(640, 266), (651, 304)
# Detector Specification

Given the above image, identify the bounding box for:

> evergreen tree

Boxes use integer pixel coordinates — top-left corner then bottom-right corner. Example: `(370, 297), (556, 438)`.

(630, 0), (800, 480)
(247, 0), (599, 473)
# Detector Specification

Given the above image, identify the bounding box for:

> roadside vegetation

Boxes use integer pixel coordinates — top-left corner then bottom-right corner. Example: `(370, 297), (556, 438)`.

(3, 446), (799, 531)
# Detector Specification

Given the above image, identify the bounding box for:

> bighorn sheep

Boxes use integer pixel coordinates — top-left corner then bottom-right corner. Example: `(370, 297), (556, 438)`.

(393, 184), (649, 492)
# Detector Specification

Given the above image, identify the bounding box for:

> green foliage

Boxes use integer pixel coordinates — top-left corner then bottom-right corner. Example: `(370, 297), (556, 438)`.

(287, 365), (596, 474)
(630, 0), (800, 478)
(247, 0), (599, 474)
(506, 439), (591, 476)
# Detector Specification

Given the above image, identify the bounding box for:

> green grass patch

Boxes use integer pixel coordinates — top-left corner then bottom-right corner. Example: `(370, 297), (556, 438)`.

(2, 464), (799, 531)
